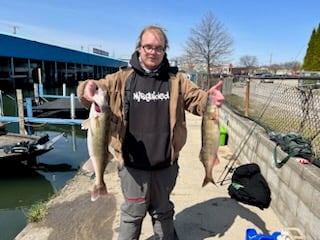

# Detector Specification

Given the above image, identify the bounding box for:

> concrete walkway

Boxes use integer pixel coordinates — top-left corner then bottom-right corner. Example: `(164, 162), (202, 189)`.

(133, 113), (283, 240)
(16, 113), (283, 240)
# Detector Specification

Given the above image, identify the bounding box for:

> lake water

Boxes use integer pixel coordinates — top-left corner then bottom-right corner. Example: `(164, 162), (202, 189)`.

(0, 90), (89, 240)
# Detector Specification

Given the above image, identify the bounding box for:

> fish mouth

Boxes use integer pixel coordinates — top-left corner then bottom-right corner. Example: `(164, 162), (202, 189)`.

(94, 102), (101, 113)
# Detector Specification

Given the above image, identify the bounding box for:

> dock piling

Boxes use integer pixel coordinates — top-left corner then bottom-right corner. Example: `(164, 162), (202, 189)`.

(0, 90), (3, 116)
(63, 83), (66, 96)
(26, 98), (33, 118)
(34, 83), (39, 105)
(16, 89), (25, 135)
(70, 93), (76, 119)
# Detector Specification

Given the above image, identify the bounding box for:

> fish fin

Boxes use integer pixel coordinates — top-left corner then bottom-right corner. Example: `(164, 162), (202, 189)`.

(202, 177), (216, 187)
(82, 158), (94, 173)
(107, 151), (114, 162)
(81, 119), (90, 130)
(213, 156), (220, 166)
(91, 183), (107, 202)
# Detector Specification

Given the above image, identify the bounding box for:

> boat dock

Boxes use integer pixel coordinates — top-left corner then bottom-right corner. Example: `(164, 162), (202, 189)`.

(0, 88), (87, 128)
(0, 87), (84, 163)
(32, 96), (87, 119)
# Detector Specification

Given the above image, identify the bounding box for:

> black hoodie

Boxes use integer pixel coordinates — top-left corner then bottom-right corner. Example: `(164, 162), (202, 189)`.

(122, 51), (175, 170)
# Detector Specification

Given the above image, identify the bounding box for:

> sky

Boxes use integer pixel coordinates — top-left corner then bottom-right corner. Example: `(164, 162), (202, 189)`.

(0, 0), (319, 66)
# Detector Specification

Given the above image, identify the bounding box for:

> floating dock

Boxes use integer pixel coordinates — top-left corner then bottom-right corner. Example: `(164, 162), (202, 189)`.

(32, 97), (87, 119)
(0, 89), (86, 127)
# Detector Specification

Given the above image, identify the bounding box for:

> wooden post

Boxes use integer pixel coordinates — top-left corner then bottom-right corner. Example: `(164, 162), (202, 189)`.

(16, 89), (25, 135)
(245, 78), (250, 117)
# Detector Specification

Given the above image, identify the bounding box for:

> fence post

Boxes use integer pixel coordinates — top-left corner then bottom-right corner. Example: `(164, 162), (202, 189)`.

(245, 78), (250, 117)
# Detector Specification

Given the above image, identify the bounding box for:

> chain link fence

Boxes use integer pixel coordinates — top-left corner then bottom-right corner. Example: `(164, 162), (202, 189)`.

(226, 77), (320, 166)
(192, 73), (320, 167)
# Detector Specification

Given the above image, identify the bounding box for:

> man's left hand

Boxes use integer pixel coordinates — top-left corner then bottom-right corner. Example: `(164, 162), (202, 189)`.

(209, 80), (224, 107)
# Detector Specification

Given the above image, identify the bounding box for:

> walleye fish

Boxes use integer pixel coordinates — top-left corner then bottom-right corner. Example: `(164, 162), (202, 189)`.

(81, 88), (112, 201)
(199, 95), (220, 187)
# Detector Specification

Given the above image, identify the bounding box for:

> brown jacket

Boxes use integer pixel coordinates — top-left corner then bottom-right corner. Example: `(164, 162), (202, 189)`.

(77, 67), (208, 165)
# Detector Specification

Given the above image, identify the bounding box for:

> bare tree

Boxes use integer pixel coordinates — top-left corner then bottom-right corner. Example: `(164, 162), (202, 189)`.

(181, 50), (196, 73)
(283, 61), (301, 74)
(269, 64), (282, 74)
(239, 55), (258, 68)
(239, 55), (258, 75)
(184, 11), (233, 89)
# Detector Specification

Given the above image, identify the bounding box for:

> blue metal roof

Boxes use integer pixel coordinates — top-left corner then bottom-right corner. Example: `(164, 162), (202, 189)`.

(0, 34), (127, 67)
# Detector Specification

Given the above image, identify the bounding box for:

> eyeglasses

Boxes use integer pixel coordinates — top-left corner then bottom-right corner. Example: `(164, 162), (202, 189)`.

(141, 45), (165, 54)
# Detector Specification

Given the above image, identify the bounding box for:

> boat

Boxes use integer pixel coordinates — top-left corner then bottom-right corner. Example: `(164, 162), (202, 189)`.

(0, 129), (65, 164)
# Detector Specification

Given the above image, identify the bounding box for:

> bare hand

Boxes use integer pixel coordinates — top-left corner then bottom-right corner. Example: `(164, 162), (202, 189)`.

(83, 80), (97, 102)
(209, 80), (224, 107)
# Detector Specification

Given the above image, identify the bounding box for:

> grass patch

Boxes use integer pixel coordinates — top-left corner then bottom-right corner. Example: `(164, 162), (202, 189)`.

(27, 200), (49, 223)
(26, 188), (62, 223)
(224, 94), (245, 114)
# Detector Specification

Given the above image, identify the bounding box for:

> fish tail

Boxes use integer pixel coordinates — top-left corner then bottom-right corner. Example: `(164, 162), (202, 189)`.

(91, 183), (107, 202)
(202, 177), (216, 187)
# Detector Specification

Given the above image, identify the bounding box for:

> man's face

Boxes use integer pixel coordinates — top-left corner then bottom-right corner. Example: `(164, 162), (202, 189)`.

(138, 30), (165, 70)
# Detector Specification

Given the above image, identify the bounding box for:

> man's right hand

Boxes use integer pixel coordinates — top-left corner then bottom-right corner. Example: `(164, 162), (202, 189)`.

(83, 80), (97, 102)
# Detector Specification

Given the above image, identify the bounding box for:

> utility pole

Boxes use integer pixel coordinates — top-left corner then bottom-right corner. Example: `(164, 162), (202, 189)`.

(0, 23), (20, 34)
(13, 25), (19, 34)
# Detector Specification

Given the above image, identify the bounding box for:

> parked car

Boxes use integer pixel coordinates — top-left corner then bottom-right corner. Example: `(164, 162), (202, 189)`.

(260, 74), (274, 83)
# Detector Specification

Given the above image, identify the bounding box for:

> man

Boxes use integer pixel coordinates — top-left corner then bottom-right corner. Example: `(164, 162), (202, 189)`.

(77, 25), (224, 240)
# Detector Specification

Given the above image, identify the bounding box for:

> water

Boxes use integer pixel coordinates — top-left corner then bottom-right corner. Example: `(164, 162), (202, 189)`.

(0, 90), (89, 240)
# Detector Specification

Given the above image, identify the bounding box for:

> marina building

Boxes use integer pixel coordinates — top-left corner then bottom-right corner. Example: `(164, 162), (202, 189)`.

(0, 33), (128, 91)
